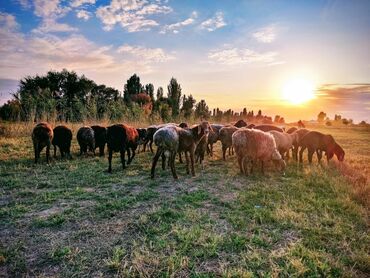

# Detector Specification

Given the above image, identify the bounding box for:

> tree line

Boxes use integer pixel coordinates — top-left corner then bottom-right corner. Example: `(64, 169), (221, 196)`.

(0, 69), (270, 124)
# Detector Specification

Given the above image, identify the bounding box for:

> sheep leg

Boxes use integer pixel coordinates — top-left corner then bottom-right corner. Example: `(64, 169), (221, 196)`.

(231, 147), (234, 155)
(161, 153), (166, 170)
(207, 144), (211, 156)
(53, 145), (57, 158)
(185, 151), (190, 174)
(108, 148), (113, 173)
(143, 141), (147, 152)
(99, 146), (104, 156)
(308, 149), (314, 164)
(151, 148), (162, 179)
(228, 147), (231, 156)
(46, 143), (50, 164)
(179, 152), (183, 163)
(222, 144), (227, 161)
(190, 149), (195, 176)
(237, 155), (244, 174)
(293, 145), (298, 161)
(130, 147), (136, 163)
(120, 148), (126, 170)
(34, 143), (39, 163)
(170, 151), (178, 180)
(149, 140), (154, 153)
(316, 150), (322, 163)
(299, 146), (306, 163)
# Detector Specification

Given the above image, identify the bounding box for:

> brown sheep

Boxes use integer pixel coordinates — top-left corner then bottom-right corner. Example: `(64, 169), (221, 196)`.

(195, 132), (209, 169)
(234, 119), (247, 128)
(299, 131), (345, 163)
(254, 124), (284, 133)
(52, 125), (72, 159)
(32, 122), (53, 163)
(286, 127), (298, 134)
(269, 130), (298, 160)
(151, 122), (211, 179)
(247, 123), (255, 129)
(207, 124), (224, 156)
(106, 124), (139, 173)
(232, 128), (286, 175)
(91, 125), (107, 156)
(136, 128), (147, 152)
(77, 127), (95, 155)
(219, 126), (239, 160)
(291, 128), (310, 160)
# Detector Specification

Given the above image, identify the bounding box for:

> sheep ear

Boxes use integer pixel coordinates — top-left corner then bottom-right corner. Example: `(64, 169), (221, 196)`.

(198, 125), (202, 135)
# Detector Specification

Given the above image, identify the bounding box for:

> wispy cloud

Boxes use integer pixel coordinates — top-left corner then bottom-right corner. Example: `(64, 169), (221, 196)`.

(160, 11), (197, 34)
(208, 46), (282, 66)
(252, 24), (277, 43)
(0, 13), (175, 83)
(16, 0), (31, 9)
(96, 0), (172, 32)
(32, 0), (76, 33)
(70, 0), (96, 8)
(76, 10), (91, 21)
(117, 44), (175, 62)
(200, 12), (226, 32)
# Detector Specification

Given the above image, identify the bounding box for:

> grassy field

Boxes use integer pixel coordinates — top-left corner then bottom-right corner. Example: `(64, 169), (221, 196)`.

(0, 123), (369, 277)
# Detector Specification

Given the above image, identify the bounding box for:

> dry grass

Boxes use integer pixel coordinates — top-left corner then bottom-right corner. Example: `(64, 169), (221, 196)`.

(0, 122), (369, 277)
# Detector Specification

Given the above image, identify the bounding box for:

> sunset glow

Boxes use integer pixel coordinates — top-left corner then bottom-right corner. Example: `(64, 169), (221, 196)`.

(282, 78), (315, 105)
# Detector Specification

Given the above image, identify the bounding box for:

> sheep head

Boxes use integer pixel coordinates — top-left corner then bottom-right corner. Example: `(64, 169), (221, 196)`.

(272, 149), (286, 173)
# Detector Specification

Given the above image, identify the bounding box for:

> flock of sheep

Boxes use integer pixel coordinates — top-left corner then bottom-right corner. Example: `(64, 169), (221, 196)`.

(31, 119), (345, 180)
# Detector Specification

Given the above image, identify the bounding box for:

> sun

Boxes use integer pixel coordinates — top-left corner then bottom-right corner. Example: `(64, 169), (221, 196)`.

(282, 78), (315, 104)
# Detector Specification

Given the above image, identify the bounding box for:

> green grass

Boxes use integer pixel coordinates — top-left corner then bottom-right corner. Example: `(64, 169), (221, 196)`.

(0, 124), (369, 277)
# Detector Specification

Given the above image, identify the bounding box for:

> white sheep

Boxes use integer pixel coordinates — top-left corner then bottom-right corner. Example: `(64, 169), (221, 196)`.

(232, 128), (286, 175)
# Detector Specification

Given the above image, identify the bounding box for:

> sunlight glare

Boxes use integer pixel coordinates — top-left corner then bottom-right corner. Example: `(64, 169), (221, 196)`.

(282, 78), (315, 104)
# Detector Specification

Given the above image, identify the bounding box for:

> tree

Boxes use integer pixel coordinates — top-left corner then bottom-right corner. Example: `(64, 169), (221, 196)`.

(194, 99), (210, 119)
(156, 87), (164, 100)
(123, 74), (142, 104)
(167, 77), (182, 117)
(145, 83), (155, 102)
(317, 111), (327, 122)
(181, 94), (196, 119)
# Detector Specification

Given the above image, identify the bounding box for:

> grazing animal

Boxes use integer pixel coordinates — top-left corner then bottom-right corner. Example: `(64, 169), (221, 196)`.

(52, 125), (72, 159)
(234, 119), (248, 128)
(151, 121), (211, 179)
(291, 128), (310, 160)
(299, 131), (345, 163)
(77, 127), (95, 155)
(298, 120), (305, 128)
(195, 132), (209, 169)
(286, 127), (298, 134)
(106, 124), (139, 173)
(219, 126), (239, 160)
(143, 123), (177, 153)
(269, 130), (298, 160)
(179, 122), (188, 128)
(254, 124), (284, 133)
(136, 128), (147, 152)
(32, 122), (53, 163)
(91, 125), (107, 156)
(143, 126), (157, 153)
(247, 123), (255, 129)
(207, 124), (224, 156)
(232, 129), (286, 175)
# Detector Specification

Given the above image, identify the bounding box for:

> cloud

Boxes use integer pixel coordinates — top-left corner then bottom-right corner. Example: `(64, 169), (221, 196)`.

(208, 46), (282, 66)
(0, 12), (20, 30)
(16, 0), (31, 9)
(76, 10), (91, 21)
(200, 12), (226, 32)
(0, 14), (175, 87)
(33, 19), (78, 33)
(252, 25), (277, 43)
(96, 0), (172, 32)
(70, 0), (96, 8)
(32, 0), (76, 33)
(117, 44), (175, 62)
(160, 11), (197, 34)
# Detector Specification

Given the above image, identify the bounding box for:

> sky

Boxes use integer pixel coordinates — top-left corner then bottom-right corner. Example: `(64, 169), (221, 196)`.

(0, 0), (369, 122)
